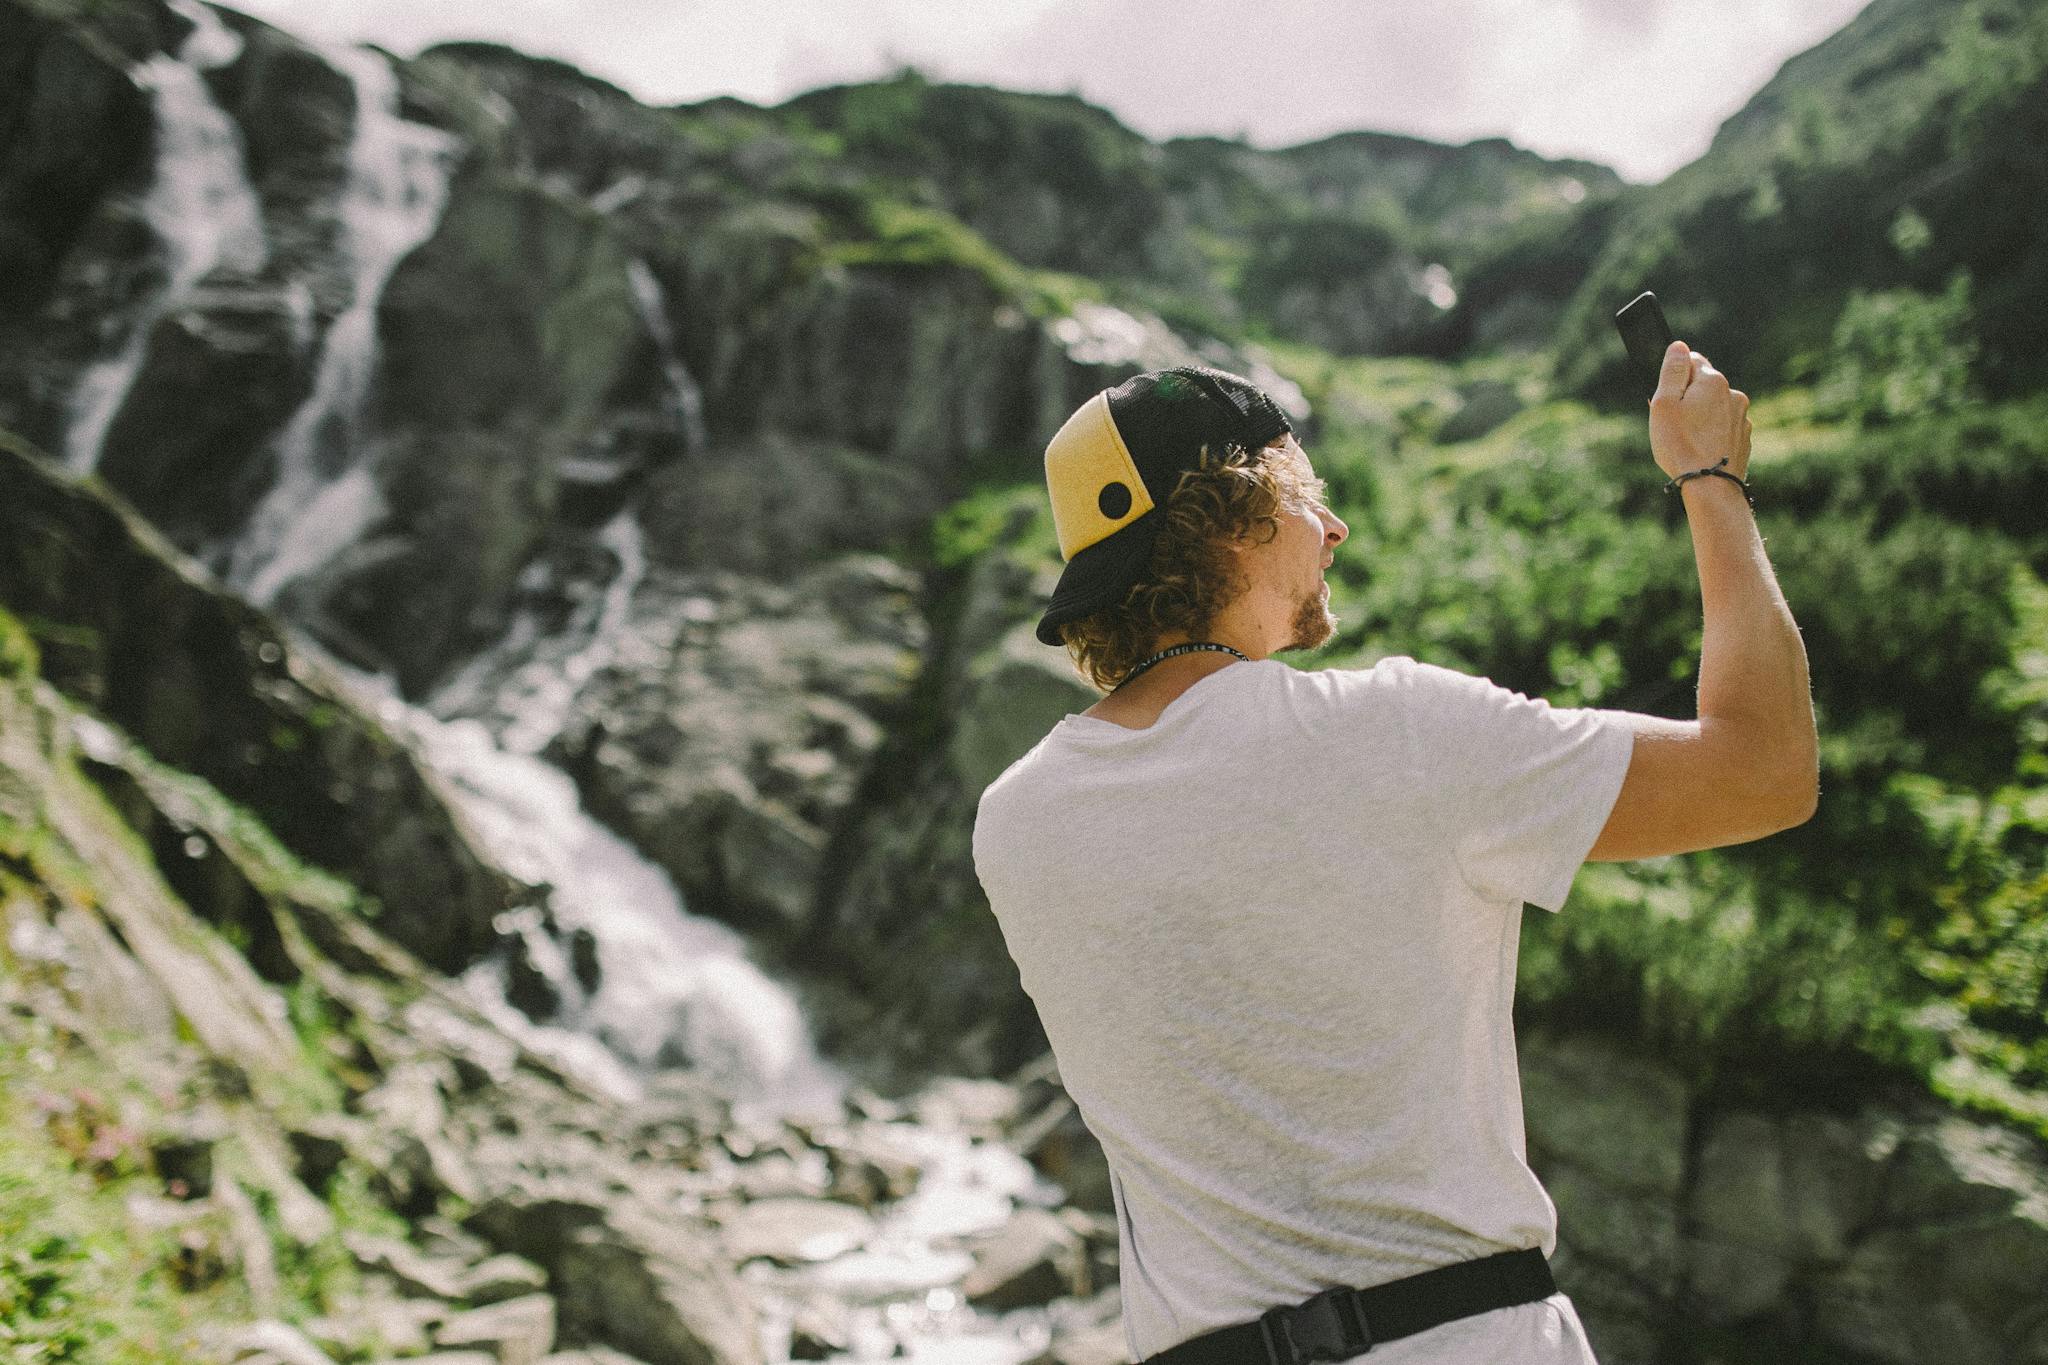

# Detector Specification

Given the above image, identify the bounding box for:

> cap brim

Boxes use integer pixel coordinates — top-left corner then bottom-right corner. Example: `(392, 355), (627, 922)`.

(1035, 512), (1165, 646)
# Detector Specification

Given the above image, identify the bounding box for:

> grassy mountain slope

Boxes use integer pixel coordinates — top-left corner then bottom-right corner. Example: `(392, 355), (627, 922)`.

(1551, 0), (2048, 406)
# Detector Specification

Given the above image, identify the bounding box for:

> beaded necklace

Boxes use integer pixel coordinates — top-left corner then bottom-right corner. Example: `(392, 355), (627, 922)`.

(1115, 641), (1250, 690)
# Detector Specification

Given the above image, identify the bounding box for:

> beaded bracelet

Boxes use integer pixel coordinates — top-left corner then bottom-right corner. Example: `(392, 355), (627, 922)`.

(1663, 457), (1755, 509)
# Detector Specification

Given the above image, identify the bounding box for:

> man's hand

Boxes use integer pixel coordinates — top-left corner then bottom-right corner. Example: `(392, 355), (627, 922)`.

(1649, 340), (1751, 482)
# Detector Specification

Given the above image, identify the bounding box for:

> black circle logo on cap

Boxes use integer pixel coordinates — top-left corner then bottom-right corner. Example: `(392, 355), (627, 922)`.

(1098, 481), (1132, 519)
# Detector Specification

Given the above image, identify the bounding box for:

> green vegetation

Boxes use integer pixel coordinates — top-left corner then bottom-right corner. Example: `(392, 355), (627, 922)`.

(1805, 271), (1982, 425)
(928, 484), (1055, 571)
(1552, 0), (2048, 404)
(0, 1013), (409, 1361)
(0, 1031), (240, 1362)
(786, 70), (1173, 280)
(0, 607), (36, 681)
(825, 199), (1103, 318)
(1239, 215), (1402, 305)
(1318, 359), (2048, 1132)
(0, 641), (429, 1356)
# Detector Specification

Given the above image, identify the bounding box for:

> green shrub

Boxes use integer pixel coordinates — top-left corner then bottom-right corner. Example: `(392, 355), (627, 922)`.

(0, 608), (37, 682)
(1519, 865), (1939, 1109)
(1803, 272), (1982, 425)
(929, 484), (1051, 571)
(827, 199), (1100, 317)
(0, 1042), (243, 1361)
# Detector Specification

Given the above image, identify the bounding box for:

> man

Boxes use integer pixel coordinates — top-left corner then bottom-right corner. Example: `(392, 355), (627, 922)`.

(970, 348), (1818, 1364)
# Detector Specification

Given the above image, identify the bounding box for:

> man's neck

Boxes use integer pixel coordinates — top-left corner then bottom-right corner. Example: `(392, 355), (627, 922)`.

(1148, 620), (1269, 663)
(1084, 638), (1250, 728)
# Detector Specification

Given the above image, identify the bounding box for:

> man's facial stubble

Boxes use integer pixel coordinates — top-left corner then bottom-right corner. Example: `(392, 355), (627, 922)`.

(1284, 580), (1337, 654)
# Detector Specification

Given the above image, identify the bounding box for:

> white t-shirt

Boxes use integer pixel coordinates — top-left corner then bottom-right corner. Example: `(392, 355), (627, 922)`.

(970, 656), (1636, 1364)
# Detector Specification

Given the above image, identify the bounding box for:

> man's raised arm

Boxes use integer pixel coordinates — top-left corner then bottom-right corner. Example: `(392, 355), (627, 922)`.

(1587, 340), (1818, 863)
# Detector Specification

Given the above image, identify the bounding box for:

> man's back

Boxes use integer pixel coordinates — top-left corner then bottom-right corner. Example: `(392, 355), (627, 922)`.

(972, 655), (1633, 1364)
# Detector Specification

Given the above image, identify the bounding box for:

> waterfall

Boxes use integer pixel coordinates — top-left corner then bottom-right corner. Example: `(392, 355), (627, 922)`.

(625, 258), (710, 456)
(413, 512), (853, 1119)
(62, 0), (266, 475)
(309, 646), (1062, 1365)
(427, 510), (650, 756)
(227, 45), (457, 608)
(328, 647), (849, 1126)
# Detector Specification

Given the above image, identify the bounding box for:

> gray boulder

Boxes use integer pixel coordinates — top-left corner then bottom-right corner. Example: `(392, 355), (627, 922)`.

(465, 1195), (760, 1365)
(717, 1197), (876, 1266)
(554, 557), (923, 947)
(1519, 1027), (2048, 1363)
(960, 1206), (1089, 1311)
(431, 1293), (558, 1365)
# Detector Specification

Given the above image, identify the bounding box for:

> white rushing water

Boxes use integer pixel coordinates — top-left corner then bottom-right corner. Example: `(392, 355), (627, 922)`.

(427, 511), (650, 756)
(407, 512), (845, 1121)
(229, 45), (458, 607)
(625, 257), (710, 456)
(331, 650), (851, 1125)
(742, 1117), (1073, 1365)
(63, 0), (267, 474)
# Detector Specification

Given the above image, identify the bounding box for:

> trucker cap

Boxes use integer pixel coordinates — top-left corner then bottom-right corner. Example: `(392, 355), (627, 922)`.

(1036, 366), (1293, 646)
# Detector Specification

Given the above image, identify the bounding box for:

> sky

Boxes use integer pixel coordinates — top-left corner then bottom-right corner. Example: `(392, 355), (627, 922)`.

(228, 0), (1875, 184)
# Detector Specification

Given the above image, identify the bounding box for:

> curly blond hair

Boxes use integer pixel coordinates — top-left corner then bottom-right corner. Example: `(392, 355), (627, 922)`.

(1059, 437), (1314, 692)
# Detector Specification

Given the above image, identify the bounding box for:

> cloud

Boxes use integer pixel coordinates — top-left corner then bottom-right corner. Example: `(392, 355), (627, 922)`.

(969, 0), (1494, 147)
(1570, 0), (1671, 43)
(933, 0), (1876, 181)
(226, 0), (1876, 183)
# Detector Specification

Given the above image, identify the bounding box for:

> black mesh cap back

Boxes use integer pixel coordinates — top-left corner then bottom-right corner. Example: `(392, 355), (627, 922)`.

(1104, 366), (1293, 493)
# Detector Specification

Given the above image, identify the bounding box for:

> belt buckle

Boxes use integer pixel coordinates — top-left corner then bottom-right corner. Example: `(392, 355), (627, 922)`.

(1258, 1287), (1372, 1365)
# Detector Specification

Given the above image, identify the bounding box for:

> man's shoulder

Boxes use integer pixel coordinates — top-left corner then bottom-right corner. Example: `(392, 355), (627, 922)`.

(970, 739), (1062, 896)
(1268, 654), (1418, 707)
(972, 734), (1056, 833)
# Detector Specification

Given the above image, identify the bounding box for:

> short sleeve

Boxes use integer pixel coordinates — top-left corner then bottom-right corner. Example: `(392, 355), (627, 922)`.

(1386, 656), (1637, 912)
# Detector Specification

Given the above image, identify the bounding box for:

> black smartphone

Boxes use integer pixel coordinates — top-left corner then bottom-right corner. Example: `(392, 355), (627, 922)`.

(1614, 291), (1675, 380)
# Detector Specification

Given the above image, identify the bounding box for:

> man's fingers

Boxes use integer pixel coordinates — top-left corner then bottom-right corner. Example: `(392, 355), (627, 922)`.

(1651, 339), (1693, 405)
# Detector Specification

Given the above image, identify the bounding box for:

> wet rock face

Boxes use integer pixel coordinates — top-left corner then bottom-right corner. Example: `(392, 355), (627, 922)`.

(0, 0), (369, 507)
(705, 265), (1051, 477)
(552, 556), (925, 945)
(293, 170), (651, 691)
(374, 173), (640, 438)
(205, 10), (357, 257)
(403, 40), (690, 197)
(636, 432), (935, 580)
(0, 3), (159, 437)
(0, 6), (159, 313)
(803, 543), (1094, 1083)
(93, 278), (310, 547)
(0, 438), (534, 979)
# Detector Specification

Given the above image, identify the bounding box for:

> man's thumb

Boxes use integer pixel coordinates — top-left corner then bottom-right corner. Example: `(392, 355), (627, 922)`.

(1652, 340), (1692, 403)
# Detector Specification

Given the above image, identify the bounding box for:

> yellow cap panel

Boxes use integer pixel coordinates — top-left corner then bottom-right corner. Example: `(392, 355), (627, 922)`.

(1044, 393), (1155, 561)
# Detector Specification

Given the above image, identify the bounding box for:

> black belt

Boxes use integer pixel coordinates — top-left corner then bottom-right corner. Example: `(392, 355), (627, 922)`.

(1140, 1248), (1557, 1365)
